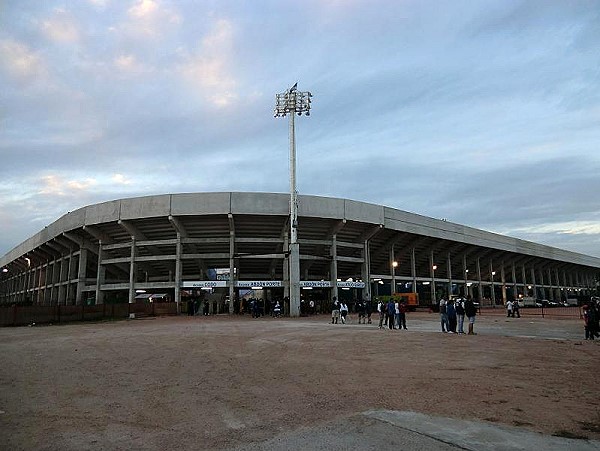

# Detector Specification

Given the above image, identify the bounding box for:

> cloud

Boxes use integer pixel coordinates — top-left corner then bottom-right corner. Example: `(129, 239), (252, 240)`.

(40, 8), (81, 43)
(176, 19), (238, 107)
(38, 175), (98, 196)
(124, 0), (182, 38)
(112, 173), (132, 185)
(0, 39), (46, 81)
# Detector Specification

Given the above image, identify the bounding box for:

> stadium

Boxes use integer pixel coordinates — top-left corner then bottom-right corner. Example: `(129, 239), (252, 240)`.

(1, 192), (599, 316)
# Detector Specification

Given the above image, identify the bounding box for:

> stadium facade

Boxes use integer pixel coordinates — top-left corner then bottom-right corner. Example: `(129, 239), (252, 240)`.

(1, 192), (599, 315)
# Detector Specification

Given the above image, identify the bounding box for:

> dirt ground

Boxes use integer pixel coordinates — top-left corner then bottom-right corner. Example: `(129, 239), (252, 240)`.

(0, 312), (598, 450)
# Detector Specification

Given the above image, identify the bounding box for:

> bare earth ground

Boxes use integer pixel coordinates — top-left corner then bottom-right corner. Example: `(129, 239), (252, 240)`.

(0, 312), (599, 450)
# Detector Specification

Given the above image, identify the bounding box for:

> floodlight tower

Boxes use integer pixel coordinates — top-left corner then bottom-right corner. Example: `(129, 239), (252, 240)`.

(274, 83), (312, 317)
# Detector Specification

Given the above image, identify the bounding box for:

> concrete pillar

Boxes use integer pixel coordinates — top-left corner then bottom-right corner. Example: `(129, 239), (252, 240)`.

(531, 266), (537, 300)
(489, 259), (496, 306)
(229, 228), (235, 314)
(447, 253), (452, 297)
(430, 251), (436, 302)
(58, 257), (67, 305)
(330, 234), (339, 302)
(522, 265), (527, 296)
(361, 240), (371, 301)
(547, 268), (554, 301)
(462, 254), (468, 297)
(76, 248), (88, 305)
(501, 262), (507, 304)
(411, 248), (417, 293)
(476, 257), (482, 302)
(128, 238), (136, 304)
(96, 244), (106, 305)
(283, 232), (290, 301)
(175, 234), (182, 314)
(48, 259), (57, 305)
(539, 269), (545, 300)
(390, 246), (396, 295)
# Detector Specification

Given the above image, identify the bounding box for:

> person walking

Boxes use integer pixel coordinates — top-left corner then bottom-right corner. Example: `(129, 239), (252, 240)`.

(456, 297), (465, 334)
(340, 301), (349, 324)
(331, 297), (340, 324)
(357, 299), (366, 324)
(465, 295), (477, 335)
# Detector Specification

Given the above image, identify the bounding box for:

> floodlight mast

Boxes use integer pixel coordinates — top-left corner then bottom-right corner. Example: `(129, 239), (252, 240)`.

(274, 84), (312, 318)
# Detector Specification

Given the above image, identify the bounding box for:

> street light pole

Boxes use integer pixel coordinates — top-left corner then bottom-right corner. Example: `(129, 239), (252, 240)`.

(274, 83), (312, 317)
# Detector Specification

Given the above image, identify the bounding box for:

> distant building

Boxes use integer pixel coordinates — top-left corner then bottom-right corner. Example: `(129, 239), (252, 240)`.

(1, 192), (598, 314)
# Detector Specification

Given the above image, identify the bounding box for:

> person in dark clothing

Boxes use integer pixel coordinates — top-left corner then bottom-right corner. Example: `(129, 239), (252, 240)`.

(387, 300), (396, 330)
(398, 301), (407, 330)
(513, 300), (521, 318)
(187, 298), (194, 316)
(464, 296), (477, 335)
(447, 299), (457, 333)
(365, 300), (373, 324)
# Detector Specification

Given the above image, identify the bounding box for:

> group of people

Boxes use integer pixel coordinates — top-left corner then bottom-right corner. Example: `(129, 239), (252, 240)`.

(377, 298), (408, 330)
(438, 296), (478, 334)
(505, 300), (521, 318)
(583, 299), (600, 340)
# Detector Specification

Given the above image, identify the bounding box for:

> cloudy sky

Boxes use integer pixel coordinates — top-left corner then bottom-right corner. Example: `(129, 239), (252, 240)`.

(1, 0), (599, 259)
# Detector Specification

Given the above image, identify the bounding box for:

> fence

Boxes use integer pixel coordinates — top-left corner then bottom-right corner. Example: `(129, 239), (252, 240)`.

(477, 305), (583, 319)
(0, 302), (178, 327)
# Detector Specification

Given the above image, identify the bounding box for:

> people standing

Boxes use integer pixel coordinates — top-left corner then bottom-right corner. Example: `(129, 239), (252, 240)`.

(331, 297), (340, 324)
(439, 297), (448, 333)
(377, 299), (385, 329)
(366, 300), (373, 324)
(447, 299), (457, 333)
(464, 295), (477, 335)
(387, 299), (396, 330)
(506, 299), (514, 318)
(513, 299), (521, 318)
(398, 301), (407, 330)
(456, 297), (465, 334)
(394, 300), (400, 331)
(340, 301), (349, 324)
(357, 300), (366, 324)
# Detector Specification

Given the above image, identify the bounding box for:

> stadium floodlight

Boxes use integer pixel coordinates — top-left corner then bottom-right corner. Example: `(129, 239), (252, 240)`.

(274, 82), (312, 317)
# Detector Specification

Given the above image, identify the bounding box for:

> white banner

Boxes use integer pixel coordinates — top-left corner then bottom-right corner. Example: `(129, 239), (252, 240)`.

(300, 280), (332, 288)
(182, 281), (227, 288)
(337, 281), (366, 288)
(236, 280), (283, 288)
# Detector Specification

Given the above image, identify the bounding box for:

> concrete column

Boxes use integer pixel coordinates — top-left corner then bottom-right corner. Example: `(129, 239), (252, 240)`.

(283, 232), (290, 301)
(501, 262), (507, 304)
(411, 248), (417, 293)
(330, 234), (338, 302)
(531, 266), (537, 299)
(547, 268), (554, 301)
(77, 248), (88, 305)
(511, 262), (517, 299)
(390, 246), (396, 295)
(522, 265), (527, 296)
(96, 244), (106, 305)
(229, 229), (235, 314)
(462, 254), (468, 297)
(67, 251), (76, 305)
(361, 240), (371, 301)
(128, 238), (136, 304)
(476, 257), (482, 302)
(48, 259), (57, 305)
(538, 269), (545, 300)
(58, 257), (66, 305)
(430, 251), (436, 302)
(447, 253), (452, 298)
(489, 259), (496, 306)
(175, 234), (182, 314)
